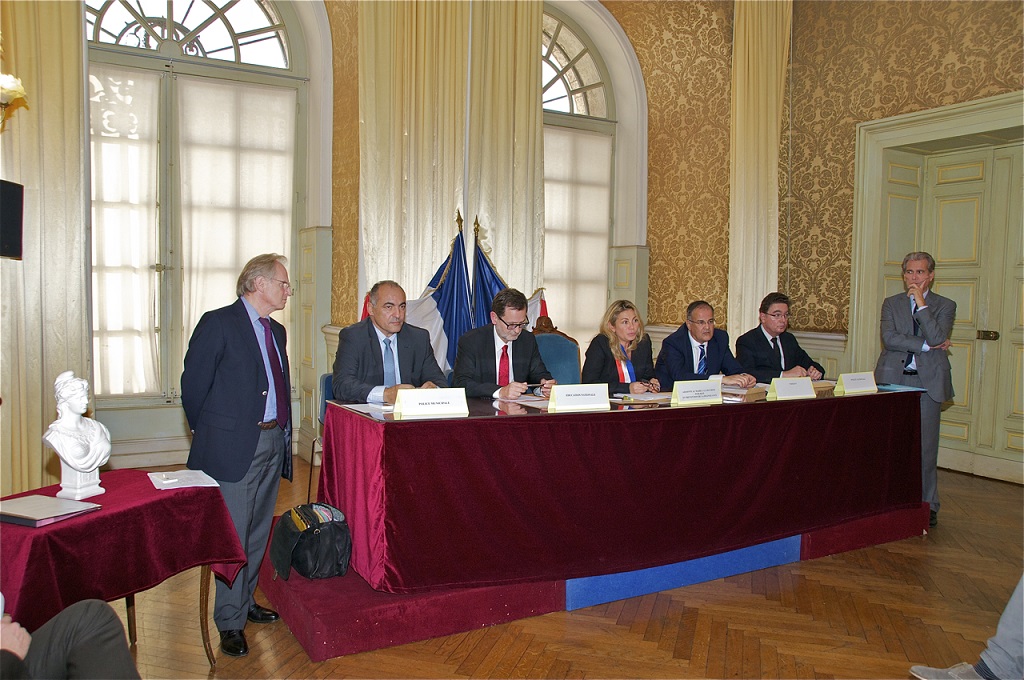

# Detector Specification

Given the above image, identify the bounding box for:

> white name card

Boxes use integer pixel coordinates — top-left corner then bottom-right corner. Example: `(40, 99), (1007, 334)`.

(833, 372), (878, 396)
(547, 384), (610, 413)
(392, 387), (469, 419)
(766, 376), (816, 401)
(670, 380), (723, 406)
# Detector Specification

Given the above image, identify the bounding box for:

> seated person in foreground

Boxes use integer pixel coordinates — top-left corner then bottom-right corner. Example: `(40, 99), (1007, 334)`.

(452, 287), (556, 399)
(331, 280), (447, 404)
(1, 598), (140, 679)
(735, 292), (825, 384)
(581, 299), (660, 395)
(654, 300), (755, 390)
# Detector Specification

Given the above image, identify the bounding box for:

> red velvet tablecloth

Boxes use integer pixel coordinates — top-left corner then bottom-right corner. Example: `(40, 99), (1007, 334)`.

(319, 392), (921, 593)
(1, 469), (245, 631)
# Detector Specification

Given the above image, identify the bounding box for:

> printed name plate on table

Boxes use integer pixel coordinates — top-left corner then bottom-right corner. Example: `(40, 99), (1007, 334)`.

(392, 387), (469, 419)
(833, 372), (878, 396)
(670, 379), (723, 406)
(547, 384), (610, 412)
(766, 376), (816, 401)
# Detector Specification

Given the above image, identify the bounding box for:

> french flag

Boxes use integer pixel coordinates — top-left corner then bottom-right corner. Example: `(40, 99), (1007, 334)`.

(404, 228), (472, 375)
(472, 228), (507, 328)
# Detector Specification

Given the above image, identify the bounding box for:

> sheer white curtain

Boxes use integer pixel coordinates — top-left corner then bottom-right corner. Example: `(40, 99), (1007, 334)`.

(465, 0), (545, 292)
(542, 126), (612, 347)
(358, 1), (469, 293)
(0, 1), (87, 494)
(89, 64), (161, 396)
(727, 0), (792, 336)
(179, 75), (296, 335)
(358, 0), (543, 296)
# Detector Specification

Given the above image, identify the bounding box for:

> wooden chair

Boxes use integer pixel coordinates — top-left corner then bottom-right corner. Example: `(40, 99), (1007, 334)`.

(532, 316), (581, 384)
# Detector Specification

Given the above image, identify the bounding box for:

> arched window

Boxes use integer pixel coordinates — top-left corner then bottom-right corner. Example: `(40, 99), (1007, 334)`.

(84, 0), (306, 405)
(540, 8), (616, 346)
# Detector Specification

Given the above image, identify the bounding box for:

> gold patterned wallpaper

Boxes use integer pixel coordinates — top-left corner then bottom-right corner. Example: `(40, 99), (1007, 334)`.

(781, 0), (1022, 333)
(325, 0), (361, 326)
(602, 0), (736, 329)
(326, 1), (1022, 334)
(604, 0), (1022, 333)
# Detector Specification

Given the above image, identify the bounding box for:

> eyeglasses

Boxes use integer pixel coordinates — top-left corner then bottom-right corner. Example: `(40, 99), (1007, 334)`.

(271, 278), (292, 293)
(687, 318), (715, 327)
(497, 316), (530, 331)
(765, 312), (790, 319)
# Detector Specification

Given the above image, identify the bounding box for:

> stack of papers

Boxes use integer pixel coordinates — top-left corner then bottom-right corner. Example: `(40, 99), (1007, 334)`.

(0, 495), (101, 528)
(147, 470), (220, 490)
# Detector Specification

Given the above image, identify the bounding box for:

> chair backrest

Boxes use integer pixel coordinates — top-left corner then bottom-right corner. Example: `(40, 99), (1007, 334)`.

(318, 373), (333, 425)
(532, 316), (581, 385)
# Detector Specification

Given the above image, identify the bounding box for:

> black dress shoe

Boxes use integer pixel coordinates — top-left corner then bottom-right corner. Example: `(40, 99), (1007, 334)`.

(929, 510), (938, 528)
(247, 604), (280, 624)
(220, 629), (248, 657)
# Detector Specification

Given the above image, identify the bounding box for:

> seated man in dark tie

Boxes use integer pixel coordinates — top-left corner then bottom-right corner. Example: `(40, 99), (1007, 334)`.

(452, 287), (556, 399)
(331, 280), (447, 404)
(654, 300), (755, 391)
(735, 292), (825, 384)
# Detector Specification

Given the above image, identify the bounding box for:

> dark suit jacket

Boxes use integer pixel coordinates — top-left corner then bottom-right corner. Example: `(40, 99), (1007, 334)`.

(874, 291), (955, 402)
(452, 325), (552, 398)
(332, 318), (447, 402)
(581, 333), (656, 395)
(182, 298), (292, 483)
(735, 327), (825, 384)
(655, 326), (743, 390)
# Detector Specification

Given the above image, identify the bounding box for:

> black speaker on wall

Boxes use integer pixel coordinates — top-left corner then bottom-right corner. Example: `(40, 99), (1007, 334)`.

(0, 179), (24, 260)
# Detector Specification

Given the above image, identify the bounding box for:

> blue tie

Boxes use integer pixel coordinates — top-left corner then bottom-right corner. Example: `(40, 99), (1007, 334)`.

(383, 338), (397, 387)
(697, 344), (707, 375)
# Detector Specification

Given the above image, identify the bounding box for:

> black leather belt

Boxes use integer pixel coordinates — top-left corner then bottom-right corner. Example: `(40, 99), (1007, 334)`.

(903, 369), (918, 375)
(257, 419), (279, 430)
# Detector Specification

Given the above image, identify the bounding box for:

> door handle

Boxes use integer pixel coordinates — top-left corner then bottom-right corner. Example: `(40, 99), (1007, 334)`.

(976, 330), (1000, 341)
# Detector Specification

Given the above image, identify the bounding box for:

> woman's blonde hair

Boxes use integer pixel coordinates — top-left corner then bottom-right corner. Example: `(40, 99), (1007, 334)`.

(600, 299), (644, 362)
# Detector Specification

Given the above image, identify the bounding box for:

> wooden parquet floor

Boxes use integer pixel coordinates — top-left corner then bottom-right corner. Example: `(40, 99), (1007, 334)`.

(114, 463), (1022, 679)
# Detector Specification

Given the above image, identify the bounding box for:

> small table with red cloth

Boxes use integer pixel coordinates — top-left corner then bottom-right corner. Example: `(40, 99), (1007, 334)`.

(319, 392), (922, 593)
(0, 468), (246, 667)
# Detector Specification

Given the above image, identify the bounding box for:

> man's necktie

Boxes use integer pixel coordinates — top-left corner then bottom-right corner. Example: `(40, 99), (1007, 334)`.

(697, 344), (707, 375)
(258, 317), (288, 426)
(383, 338), (397, 387)
(906, 302), (919, 368)
(772, 336), (783, 370)
(498, 345), (510, 386)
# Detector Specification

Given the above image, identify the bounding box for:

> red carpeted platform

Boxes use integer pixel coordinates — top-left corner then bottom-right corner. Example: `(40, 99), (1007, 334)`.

(258, 553), (564, 662)
(800, 504), (928, 560)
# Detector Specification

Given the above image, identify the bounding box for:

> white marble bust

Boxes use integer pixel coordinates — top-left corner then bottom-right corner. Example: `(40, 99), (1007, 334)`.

(42, 371), (111, 500)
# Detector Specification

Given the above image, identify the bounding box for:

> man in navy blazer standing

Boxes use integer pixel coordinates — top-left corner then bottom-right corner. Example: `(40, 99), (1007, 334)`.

(182, 253), (293, 658)
(874, 251), (955, 528)
(655, 300), (755, 391)
(452, 288), (556, 399)
(736, 292), (825, 384)
(331, 280), (447, 404)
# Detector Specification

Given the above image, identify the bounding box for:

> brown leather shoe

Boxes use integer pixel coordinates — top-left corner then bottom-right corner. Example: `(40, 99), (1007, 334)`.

(247, 604), (280, 624)
(219, 629), (248, 657)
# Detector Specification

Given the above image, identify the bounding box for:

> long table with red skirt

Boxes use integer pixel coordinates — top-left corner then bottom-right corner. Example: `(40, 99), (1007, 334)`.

(0, 468), (246, 665)
(319, 392), (922, 594)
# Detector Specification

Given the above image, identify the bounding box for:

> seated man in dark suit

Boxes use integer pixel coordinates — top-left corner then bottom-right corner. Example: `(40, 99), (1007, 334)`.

(332, 280), (447, 404)
(452, 288), (556, 399)
(654, 300), (755, 391)
(735, 292), (825, 384)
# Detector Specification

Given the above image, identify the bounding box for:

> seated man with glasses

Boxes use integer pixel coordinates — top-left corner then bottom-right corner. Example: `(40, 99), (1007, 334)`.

(452, 288), (556, 399)
(735, 292), (825, 384)
(655, 300), (755, 391)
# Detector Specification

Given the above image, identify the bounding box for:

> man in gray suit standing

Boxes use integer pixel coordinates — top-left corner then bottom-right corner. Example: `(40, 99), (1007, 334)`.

(874, 251), (955, 528)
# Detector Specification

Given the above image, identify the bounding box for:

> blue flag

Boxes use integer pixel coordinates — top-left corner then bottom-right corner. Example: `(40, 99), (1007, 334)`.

(422, 229), (472, 371)
(472, 231), (507, 328)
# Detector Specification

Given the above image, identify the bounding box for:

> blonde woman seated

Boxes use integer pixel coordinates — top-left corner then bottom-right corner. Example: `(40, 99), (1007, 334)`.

(582, 300), (660, 395)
